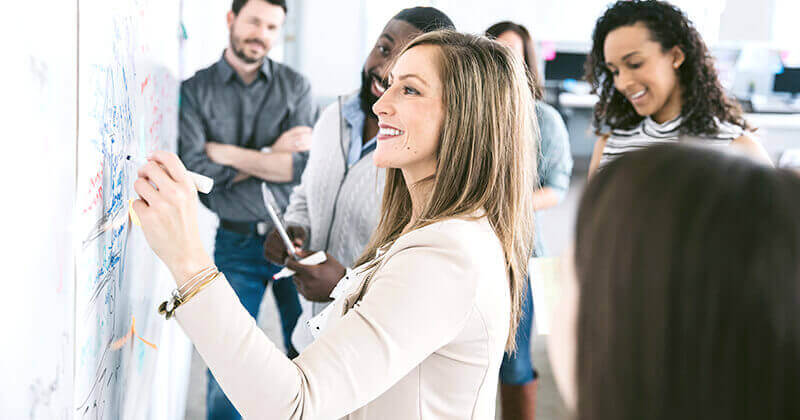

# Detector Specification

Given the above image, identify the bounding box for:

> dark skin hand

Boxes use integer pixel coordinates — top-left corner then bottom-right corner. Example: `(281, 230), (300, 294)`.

(264, 227), (345, 301)
(263, 226), (307, 265)
(286, 250), (346, 302)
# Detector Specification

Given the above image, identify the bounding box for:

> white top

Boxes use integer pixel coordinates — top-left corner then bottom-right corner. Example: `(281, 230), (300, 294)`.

(600, 116), (742, 169)
(176, 216), (510, 419)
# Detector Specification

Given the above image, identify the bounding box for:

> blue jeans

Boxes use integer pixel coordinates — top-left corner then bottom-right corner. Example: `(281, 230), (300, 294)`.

(499, 278), (538, 385)
(207, 227), (302, 420)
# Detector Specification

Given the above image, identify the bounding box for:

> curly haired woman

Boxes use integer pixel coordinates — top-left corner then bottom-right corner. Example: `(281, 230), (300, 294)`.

(585, 0), (772, 175)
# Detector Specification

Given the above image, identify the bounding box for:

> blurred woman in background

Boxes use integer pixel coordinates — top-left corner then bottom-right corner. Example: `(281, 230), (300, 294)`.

(487, 20), (574, 420)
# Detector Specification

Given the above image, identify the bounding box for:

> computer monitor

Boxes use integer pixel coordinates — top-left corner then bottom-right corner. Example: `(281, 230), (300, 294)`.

(544, 52), (587, 82)
(773, 67), (800, 95)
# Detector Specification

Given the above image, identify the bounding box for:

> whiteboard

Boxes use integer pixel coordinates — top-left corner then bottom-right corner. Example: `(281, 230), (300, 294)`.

(74, 0), (183, 419)
(1, 1), (77, 417)
(2, 0), (190, 418)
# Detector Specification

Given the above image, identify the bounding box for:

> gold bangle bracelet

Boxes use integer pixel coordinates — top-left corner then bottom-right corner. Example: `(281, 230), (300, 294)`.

(178, 266), (217, 295)
(159, 269), (221, 320)
(181, 272), (220, 305)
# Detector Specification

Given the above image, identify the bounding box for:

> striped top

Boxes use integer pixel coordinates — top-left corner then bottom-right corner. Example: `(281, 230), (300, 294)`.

(599, 116), (744, 169)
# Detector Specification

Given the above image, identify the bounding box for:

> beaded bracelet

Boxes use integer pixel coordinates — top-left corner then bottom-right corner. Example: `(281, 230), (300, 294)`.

(158, 266), (221, 320)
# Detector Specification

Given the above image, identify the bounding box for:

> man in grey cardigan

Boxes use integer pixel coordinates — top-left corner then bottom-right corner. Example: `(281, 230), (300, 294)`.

(264, 7), (456, 351)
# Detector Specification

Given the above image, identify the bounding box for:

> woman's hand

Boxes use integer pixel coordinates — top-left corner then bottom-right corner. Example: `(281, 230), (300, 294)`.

(132, 151), (213, 288)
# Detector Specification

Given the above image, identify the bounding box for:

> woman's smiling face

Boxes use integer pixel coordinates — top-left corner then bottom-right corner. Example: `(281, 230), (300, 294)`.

(603, 22), (685, 123)
(372, 45), (445, 183)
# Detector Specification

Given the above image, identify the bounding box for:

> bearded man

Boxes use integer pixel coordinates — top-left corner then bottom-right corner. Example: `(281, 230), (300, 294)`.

(177, 1), (316, 418)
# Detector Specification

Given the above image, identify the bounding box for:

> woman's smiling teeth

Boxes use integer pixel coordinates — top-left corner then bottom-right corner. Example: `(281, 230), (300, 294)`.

(629, 88), (647, 102)
(378, 127), (404, 138)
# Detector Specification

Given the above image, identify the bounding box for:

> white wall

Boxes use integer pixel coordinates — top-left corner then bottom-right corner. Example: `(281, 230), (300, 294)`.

(287, 0), (776, 102)
(772, 0), (800, 52)
(719, 0), (776, 43)
(292, 0), (367, 100)
(434, 0), (605, 42)
(199, 1), (799, 103)
(180, 0), (285, 81)
(181, 1), (231, 79)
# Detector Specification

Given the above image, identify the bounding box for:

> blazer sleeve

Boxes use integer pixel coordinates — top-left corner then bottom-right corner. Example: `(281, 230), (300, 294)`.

(175, 227), (480, 419)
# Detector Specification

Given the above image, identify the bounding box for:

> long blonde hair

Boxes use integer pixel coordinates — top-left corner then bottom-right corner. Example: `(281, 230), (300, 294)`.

(354, 31), (538, 351)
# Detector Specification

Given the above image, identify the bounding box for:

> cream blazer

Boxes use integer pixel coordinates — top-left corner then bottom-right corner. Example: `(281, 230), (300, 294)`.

(176, 216), (510, 419)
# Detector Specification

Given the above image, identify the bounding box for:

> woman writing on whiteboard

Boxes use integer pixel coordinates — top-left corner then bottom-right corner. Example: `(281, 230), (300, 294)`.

(585, 0), (771, 176)
(131, 30), (536, 419)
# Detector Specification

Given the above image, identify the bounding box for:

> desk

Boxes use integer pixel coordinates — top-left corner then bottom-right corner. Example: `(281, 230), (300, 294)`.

(557, 92), (597, 109)
(745, 113), (800, 130)
(744, 113), (800, 163)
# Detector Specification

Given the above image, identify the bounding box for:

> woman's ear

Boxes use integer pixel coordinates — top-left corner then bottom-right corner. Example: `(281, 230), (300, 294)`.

(671, 46), (686, 69)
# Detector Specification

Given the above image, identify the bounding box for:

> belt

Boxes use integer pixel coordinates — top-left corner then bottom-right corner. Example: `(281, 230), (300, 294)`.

(219, 220), (270, 236)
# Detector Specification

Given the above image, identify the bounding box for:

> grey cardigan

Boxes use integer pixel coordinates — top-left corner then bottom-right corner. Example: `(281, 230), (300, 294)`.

(283, 92), (385, 349)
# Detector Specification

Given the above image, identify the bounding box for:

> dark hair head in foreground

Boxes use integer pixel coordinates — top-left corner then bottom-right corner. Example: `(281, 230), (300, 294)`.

(574, 144), (800, 420)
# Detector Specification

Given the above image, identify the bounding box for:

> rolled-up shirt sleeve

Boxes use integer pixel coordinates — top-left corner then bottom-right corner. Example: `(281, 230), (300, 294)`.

(178, 83), (238, 190)
(287, 75), (316, 183)
(176, 229), (479, 419)
(291, 152), (308, 185)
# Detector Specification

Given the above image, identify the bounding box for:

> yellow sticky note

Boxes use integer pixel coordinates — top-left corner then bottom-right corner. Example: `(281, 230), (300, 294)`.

(128, 199), (141, 227)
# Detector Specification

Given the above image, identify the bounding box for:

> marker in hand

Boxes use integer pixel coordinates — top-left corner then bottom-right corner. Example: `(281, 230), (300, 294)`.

(273, 251), (328, 280)
(125, 155), (214, 194)
(261, 182), (298, 260)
